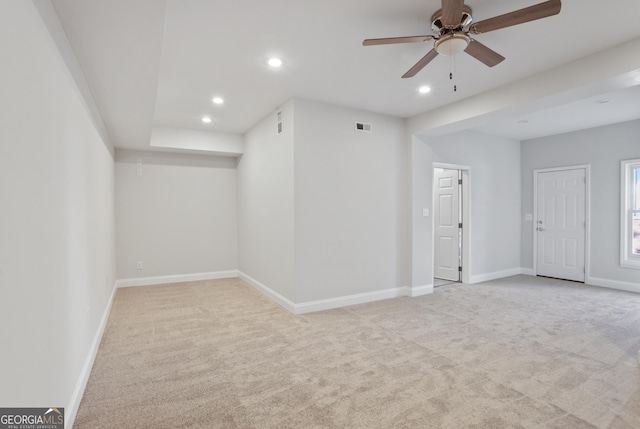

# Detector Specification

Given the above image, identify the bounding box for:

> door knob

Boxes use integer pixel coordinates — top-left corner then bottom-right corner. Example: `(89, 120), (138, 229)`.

(536, 227), (545, 231)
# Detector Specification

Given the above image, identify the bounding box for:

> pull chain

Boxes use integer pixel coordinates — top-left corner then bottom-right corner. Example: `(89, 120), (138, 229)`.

(450, 55), (457, 92)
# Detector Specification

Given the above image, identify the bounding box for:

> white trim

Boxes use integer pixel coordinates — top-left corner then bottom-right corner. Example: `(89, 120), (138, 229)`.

(407, 284), (434, 297)
(586, 166), (592, 280)
(461, 169), (471, 284)
(468, 267), (524, 284)
(433, 162), (471, 171)
(620, 159), (640, 269)
(532, 165), (591, 281)
(116, 270), (238, 288)
(520, 267), (535, 276)
(238, 271), (297, 313)
(238, 271), (434, 314)
(293, 287), (413, 314)
(66, 282), (117, 429)
(587, 276), (640, 294)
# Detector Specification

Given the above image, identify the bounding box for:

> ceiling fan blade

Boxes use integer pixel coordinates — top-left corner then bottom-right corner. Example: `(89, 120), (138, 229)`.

(363, 35), (434, 46)
(441, 0), (465, 27)
(470, 0), (561, 34)
(402, 49), (439, 78)
(464, 40), (505, 67)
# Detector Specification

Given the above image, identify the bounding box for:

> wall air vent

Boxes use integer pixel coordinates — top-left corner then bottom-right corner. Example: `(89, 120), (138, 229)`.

(355, 122), (372, 133)
(276, 110), (283, 134)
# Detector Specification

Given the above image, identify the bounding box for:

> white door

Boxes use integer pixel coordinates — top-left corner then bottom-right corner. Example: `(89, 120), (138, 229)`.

(536, 169), (586, 282)
(434, 169), (460, 281)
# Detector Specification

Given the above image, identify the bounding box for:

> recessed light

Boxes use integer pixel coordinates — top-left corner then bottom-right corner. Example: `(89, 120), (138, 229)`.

(418, 86), (431, 94)
(268, 57), (283, 68)
(202, 116), (212, 123)
(212, 97), (224, 105)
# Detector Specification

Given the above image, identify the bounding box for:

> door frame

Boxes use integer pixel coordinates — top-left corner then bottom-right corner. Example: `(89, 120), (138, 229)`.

(532, 165), (591, 281)
(433, 162), (471, 284)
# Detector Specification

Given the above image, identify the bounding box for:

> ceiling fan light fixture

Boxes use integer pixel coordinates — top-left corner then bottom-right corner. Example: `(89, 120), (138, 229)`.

(435, 33), (470, 56)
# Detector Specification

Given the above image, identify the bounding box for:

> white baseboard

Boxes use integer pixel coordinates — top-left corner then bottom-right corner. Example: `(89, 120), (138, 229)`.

(237, 271), (296, 313)
(520, 267), (535, 276)
(238, 271), (434, 314)
(587, 276), (640, 294)
(116, 270), (238, 288)
(66, 282), (117, 429)
(469, 267), (524, 284)
(294, 287), (410, 314)
(407, 284), (434, 297)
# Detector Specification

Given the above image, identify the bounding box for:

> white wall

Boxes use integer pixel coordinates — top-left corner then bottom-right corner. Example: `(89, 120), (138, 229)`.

(237, 101), (295, 302)
(0, 0), (116, 423)
(427, 131), (522, 280)
(293, 99), (408, 303)
(410, 136), (435, 288)
(116, 149), (237, 280)
(521, 120), (640, 288)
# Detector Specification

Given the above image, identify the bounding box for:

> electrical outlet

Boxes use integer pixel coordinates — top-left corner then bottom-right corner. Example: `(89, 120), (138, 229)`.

(136, 261), (143, 270)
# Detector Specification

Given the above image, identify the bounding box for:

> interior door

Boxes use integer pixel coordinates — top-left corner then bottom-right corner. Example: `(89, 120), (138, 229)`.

(536, 168), (586, 282)
(434, 169), (460, 281)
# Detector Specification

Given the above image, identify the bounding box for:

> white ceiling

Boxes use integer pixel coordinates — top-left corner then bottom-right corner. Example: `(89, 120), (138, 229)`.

(50, 0), (640, 150)
(474, 84), (640, 140)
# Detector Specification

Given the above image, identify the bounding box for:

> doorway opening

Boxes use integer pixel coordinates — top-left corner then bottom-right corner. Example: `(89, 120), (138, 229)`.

(433, 163), (470, 286)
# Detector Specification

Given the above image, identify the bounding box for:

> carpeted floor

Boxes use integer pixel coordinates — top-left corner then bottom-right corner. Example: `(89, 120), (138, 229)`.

(73, 275), (640, 428)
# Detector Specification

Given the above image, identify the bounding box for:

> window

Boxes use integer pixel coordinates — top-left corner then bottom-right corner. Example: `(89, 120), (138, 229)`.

(621, 159), (640, 269)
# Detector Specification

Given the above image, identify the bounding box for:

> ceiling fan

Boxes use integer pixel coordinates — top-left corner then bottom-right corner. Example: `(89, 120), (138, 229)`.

(363, 0), (561, 78)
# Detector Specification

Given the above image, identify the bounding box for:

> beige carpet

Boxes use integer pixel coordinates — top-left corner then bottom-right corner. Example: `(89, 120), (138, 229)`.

(73, 275), (640, 428)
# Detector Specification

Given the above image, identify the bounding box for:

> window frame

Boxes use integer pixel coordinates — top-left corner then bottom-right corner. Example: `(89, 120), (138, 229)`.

(620, 159), (640, 269)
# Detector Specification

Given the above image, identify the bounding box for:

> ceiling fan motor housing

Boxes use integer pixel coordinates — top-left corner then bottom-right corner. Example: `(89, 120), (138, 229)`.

(431, 6), (473, 55)
(431, 6), (473, 33)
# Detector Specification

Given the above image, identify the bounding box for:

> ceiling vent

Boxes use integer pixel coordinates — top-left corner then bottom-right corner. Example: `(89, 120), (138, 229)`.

(355, 122), (372, 133)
